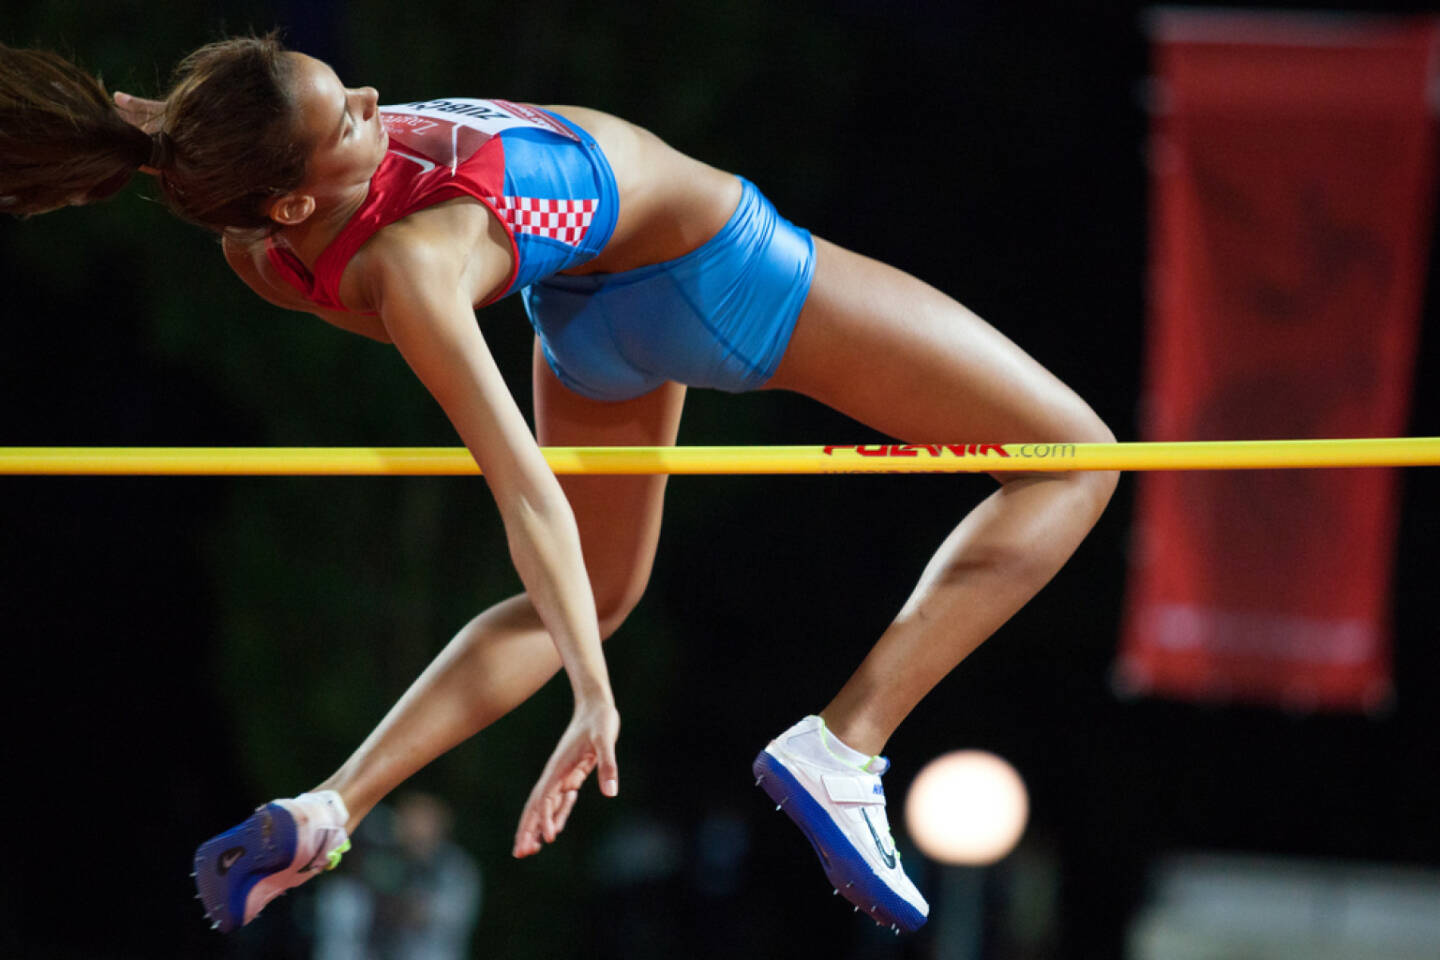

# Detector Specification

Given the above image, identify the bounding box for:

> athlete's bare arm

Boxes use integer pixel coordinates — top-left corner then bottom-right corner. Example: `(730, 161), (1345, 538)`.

(358, 224), (622, 853)
(221, 233), (393, 342)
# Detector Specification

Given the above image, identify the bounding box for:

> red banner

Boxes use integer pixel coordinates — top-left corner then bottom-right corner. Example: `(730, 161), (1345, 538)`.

(1118, 12), (1438, 712)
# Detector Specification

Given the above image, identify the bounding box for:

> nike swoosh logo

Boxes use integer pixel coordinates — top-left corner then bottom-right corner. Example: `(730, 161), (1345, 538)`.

(217, 847), (245, 875)
(392, 150), (436, 174)
(860, 809), (897, 870)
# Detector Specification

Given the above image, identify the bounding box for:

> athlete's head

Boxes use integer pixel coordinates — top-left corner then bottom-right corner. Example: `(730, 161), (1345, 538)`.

(0, 35), (376, 233)
(265, 52), (385, 229)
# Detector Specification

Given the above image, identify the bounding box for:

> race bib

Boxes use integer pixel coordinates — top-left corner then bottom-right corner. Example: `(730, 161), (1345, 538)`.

(380, 98), (577, 173)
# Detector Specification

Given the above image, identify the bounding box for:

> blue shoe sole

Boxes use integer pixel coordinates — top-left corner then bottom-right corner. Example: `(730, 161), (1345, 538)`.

(193, 803), (298, 932)
(753, 750), (927, 932)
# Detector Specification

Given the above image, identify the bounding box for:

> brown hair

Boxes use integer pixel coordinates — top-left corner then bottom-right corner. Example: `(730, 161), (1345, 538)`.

(0, 34), (310, 232)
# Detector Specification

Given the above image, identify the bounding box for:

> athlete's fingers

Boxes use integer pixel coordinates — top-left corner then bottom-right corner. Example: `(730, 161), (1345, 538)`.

(112, 91), (164, 132)
(113, 91), (163, 111)
(513, 815), (535, 856)
(542, 788), (561, 843)
(514, 789), (549, 857)
(533, 758), (576, 845)
(113, 92), (167, 176)
(546, 753), (591, 839)
(554, 789), (580, 833)
(515, 813), (544, 857)
(598, 740), (620, 798)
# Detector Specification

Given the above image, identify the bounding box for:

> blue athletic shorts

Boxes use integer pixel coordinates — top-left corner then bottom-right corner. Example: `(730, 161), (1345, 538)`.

(521, 177), (815, 402)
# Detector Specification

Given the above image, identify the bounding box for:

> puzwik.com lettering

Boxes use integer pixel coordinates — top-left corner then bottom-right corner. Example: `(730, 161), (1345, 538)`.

(822, 444), (1077, 460)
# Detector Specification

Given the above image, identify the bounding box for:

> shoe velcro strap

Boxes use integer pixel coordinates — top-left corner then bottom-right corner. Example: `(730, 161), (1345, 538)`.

(822, 773), (885, 806)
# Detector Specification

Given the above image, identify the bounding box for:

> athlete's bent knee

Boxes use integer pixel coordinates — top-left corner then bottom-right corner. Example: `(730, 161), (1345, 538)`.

(594, 577), (649, 640)
(992, 413), (1118, 507)
(1075, 416), (1120, 504)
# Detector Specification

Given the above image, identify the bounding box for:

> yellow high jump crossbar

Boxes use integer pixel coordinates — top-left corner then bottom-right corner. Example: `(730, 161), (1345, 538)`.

(2, 438), (1439, 475)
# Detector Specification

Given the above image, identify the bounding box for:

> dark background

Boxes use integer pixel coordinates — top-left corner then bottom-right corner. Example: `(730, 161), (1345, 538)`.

(3, 1), (1438, 958)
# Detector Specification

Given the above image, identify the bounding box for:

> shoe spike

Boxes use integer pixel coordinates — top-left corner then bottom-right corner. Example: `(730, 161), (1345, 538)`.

(775, 804), (783, 811)
(845, 881), (854, 889)
(853, 906), (859, 913)
(893, 926), (900, 935)
(833, 888), (839, 896)
(755, 776), (764, 785)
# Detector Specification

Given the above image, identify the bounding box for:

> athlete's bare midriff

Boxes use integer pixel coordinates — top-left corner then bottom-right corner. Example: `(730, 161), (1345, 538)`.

(542, 105), (744, 276)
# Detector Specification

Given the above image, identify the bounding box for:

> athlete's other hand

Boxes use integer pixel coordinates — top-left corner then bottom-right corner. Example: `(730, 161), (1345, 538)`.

(113, 91), (164, 132)
(513, 700), (620, 858)
(112, 92), (165, 175)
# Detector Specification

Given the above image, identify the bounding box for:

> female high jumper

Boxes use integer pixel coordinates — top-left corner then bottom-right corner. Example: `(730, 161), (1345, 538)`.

(0, 35), (1116, 934)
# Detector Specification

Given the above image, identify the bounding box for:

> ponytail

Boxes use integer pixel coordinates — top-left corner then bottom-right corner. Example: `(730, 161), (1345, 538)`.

(2, 34), (307, 232)
(0, 44), (150, 215)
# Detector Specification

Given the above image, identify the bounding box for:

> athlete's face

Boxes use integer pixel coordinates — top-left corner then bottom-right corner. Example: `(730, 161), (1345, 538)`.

(284, 53), (387, 203)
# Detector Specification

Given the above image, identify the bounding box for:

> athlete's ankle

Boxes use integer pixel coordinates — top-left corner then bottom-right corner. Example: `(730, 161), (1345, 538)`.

(307, 781), (363, 833)
(818, 710), (888, 758)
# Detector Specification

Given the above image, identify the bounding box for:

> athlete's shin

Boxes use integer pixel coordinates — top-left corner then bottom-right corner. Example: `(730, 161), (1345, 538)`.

(823, 468), (1116, 755)
(312, 594), (567, 831)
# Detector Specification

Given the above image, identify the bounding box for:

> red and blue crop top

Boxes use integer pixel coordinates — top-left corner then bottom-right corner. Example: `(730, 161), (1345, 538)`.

(266, 98), (620, 312)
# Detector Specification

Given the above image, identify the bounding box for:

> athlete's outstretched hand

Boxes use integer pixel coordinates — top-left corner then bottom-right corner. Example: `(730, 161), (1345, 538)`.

(513, 700), (620, 858)
(113, 91), (164, 133)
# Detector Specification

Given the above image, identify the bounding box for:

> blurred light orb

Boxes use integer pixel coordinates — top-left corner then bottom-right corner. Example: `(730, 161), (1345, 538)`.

(904, 750), (1029, 865)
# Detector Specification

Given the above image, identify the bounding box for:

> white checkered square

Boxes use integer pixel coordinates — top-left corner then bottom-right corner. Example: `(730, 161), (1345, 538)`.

(490, 195), (596, 246)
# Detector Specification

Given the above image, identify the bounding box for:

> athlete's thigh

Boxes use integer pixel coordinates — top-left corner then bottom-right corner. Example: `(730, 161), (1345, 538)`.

(765, 236), (1111, 447)
(532, 339), (685, 621)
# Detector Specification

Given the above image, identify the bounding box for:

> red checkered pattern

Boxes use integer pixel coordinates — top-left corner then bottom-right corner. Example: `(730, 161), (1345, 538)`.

(490, 195), (596, 246)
